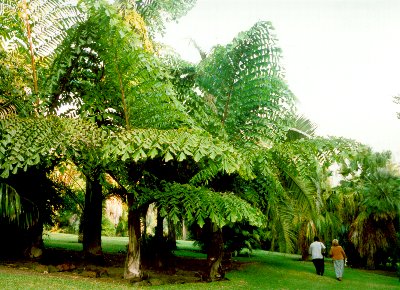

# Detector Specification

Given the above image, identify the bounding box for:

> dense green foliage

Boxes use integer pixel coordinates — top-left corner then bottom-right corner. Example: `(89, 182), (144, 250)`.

(0, 117), (102, 179)
(0, 0), (399, 278)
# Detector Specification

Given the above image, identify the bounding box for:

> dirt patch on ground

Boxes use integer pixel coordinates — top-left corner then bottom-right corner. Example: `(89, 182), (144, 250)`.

(0, 249), (244, 287)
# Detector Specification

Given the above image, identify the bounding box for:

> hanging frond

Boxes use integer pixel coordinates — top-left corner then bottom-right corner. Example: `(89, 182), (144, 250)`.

(146, 182), (265, 228)
(0, 182), (21, 222)
(0, 182), (38, 227)
(0, 116), (253, 182)
(0, 116), (103, 178)
(103, 128), (253, 179)
(133, 0), (197, 35)
(286, 114), (317, 141)
(0, 98), (16, 119)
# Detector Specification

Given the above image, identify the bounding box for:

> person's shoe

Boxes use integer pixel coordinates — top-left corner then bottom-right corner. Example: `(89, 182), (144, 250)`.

(338, 277), (342, 281)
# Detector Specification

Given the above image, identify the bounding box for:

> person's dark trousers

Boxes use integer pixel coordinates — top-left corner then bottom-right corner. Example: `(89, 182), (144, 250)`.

(312, 258), (325, 275)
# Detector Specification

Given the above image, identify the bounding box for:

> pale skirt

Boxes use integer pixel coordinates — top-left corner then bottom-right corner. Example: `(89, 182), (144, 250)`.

(333, 259), (345, 278)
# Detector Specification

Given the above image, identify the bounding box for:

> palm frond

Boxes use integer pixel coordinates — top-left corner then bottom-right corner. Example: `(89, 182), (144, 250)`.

(286, 115), (317, 141)
(133, 0), (197, 35)
(104, 127), (253, 179)
(151, 182), (265, 228)
(0, 98), (16, 119)
(0, 0), (84, 57)
(196, 21), (296, 146)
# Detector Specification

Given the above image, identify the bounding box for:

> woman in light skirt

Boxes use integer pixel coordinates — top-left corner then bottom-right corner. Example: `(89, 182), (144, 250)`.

(329, 239), (347, 281)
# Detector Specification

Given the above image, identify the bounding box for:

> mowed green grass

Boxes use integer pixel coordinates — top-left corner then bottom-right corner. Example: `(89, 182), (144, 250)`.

(153, 250), (399, 290)
(43, 232), (130, 253)
(0, 233), (397, 289)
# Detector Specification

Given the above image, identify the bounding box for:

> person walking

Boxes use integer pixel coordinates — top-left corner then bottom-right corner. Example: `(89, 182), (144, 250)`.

(329, 239), (347, 281)
(309, 236), (326, 276)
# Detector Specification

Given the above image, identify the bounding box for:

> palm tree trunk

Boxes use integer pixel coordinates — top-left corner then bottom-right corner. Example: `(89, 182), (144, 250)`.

(21, 0), (38, 96)
(82, 171), (103, 260)
(207, 222), (225, 281)
(124, 194), (142, 280)
(153, 209), (165, 268)
(182, 219), (187, 240)
(167, 216), (177, 250)
(25, 219), (44, 258)
(78, 212), (84, 243)
(298, 225), (309, 260)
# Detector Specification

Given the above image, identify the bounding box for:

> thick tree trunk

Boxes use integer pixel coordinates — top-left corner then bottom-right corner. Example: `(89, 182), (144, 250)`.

(25, 220), (44, 258)
(182, 219), (187, 241)
(167, 216), (177, 250)
(78, 213), (84, 243)
(152, 210), (168, 269)
(155, 210), (164, 239)
(150, 209), (175, 270)
(207, 222), (225, 281)
(367, 254), (375, 269)
(124, 195), (142, 280)
(298, 226), (309, 260)
(153, 209), (165, 268)
(141, 204), (149, 239)
(82, 171), (103, 260)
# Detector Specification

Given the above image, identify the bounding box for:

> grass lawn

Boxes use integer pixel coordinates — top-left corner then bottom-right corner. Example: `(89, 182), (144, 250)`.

(0, 233), (397, 289)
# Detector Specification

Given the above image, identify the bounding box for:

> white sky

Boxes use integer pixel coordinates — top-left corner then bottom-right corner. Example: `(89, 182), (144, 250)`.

(159, 0), (400, 162)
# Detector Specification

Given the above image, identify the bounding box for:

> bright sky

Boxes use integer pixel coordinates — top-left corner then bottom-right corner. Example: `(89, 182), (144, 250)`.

(160, 0), (400, 162)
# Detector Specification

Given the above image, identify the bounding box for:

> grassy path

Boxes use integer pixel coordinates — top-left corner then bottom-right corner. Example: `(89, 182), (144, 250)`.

(0, 233), (397, 289)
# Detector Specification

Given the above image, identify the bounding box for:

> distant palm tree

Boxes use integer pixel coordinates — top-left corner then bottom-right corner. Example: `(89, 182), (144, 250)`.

(349, 166), (400, 268)
(335, 150), (400, 268)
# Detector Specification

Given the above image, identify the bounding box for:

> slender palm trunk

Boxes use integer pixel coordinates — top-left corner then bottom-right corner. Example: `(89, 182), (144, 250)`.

(21, 0), (39, 100)
(167, 216), (177, 250)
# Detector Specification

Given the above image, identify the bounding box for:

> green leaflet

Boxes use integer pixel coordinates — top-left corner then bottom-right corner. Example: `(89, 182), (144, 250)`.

(177, 151), (186, 162)
(163, 151), (174, 162)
